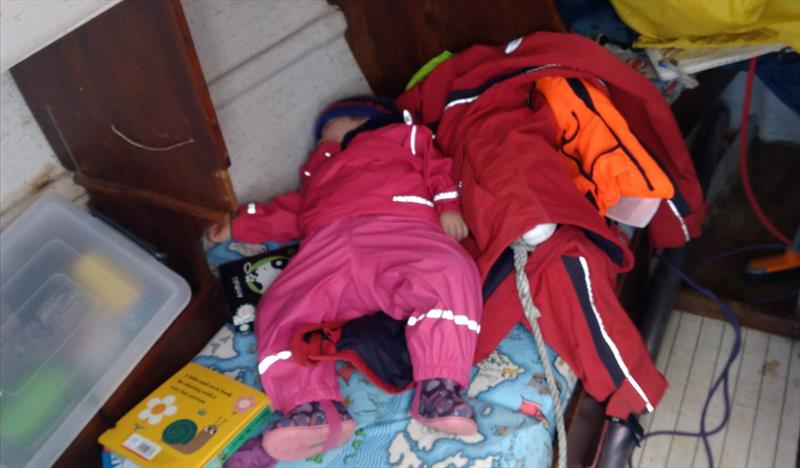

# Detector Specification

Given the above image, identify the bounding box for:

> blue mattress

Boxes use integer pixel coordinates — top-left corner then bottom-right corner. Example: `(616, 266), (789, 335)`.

(194, 322), (576, 467)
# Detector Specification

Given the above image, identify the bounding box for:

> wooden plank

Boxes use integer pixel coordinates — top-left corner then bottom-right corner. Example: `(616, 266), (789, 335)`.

(331, 0), (566, 96)
(10, 0), (237, 212)
(86, 190), (218, 290)
(697, 323), (746, 468)
(666, 316), (725, 468)
(747, 335), (794, 468)
(675, 289), (800, 339)
(75, 173), (233, 224)
(774, 340), (800, 468)
(719, 329), (770, 468)
(635, 308), (682, 467)
(638, 312), (702, 468)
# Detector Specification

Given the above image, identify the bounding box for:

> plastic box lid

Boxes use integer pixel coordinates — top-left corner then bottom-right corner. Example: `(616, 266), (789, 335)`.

(0, 195), (191, 467)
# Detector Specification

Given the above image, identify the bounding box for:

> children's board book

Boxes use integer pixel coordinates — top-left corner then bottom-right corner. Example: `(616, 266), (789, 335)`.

(218, 245), (297, 332)
(99, 362), (271, 467)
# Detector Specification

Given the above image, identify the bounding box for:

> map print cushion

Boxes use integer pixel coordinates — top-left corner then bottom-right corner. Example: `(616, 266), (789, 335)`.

(194, 322), (576, 468)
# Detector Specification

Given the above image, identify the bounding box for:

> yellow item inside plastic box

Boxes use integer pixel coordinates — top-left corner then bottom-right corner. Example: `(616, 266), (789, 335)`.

(72, 252), (139, 312)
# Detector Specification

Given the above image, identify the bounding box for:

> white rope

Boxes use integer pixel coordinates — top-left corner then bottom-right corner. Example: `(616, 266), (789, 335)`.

(511, 239), (567, 468)
(111, 124), (194, 152)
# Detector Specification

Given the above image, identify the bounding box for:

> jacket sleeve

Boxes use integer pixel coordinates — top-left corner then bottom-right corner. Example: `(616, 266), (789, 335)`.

(419, 127), (461, 215)
(230, 191), (303, 244)
(534, 231), (666, 418)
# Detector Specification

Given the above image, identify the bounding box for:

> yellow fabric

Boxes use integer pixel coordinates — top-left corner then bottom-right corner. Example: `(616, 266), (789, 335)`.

(610, 0), (800, 51)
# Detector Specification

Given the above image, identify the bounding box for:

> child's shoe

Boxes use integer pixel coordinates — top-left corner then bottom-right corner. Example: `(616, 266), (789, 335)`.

(410, 378), (477, 435)
(262, 400), (356, 461)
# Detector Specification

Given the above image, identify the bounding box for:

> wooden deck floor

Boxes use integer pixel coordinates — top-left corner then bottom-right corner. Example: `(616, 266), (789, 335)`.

(634, 310), (799, 468)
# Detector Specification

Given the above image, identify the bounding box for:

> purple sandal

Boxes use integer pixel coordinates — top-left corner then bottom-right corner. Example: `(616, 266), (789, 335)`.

(410, 378), (477, 435)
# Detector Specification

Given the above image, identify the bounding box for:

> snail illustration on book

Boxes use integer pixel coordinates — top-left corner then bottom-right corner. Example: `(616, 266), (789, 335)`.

(161, 416), (227, 454)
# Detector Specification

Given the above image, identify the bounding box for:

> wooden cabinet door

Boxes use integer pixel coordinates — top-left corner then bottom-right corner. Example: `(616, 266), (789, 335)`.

(11, 0), (237, 213)
(332, 0), (566, 96)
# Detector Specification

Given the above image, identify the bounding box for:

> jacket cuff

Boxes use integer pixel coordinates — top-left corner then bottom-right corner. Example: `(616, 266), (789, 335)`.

(433, 189), (460, 215)
(230, 203), (261, 243)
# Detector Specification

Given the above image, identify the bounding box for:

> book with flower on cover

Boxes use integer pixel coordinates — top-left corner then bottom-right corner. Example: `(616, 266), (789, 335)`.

(99, 362), (271, 467)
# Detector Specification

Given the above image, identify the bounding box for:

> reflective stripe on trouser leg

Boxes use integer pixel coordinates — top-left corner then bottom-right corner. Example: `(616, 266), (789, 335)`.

(561, 255), (655, 412)
(348, 216), (483, 387)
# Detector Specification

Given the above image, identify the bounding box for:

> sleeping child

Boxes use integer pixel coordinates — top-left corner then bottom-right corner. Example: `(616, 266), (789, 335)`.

(208, 96), (483, 461)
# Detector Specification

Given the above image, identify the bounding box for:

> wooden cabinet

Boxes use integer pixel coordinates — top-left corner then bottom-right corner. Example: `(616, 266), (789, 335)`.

(11, 1), (234, 465)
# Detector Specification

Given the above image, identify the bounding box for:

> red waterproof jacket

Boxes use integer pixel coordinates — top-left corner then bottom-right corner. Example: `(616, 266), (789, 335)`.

(231, 122), (460, 243)
(397, 32), (704, 418)
(398, 33), (704, 249)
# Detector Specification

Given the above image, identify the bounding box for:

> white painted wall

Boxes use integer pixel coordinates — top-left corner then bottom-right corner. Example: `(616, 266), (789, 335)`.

(0, 0), (370, 230)
(0, 71), (86, 230)
(182, 0), (371, 203)
(1, 0), (120, 229)
(0, 0), (122, 72)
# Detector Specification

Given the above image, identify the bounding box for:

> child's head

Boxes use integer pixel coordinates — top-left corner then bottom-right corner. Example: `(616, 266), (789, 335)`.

(320, 116), (369, 144)
(314, 96), (395, 144)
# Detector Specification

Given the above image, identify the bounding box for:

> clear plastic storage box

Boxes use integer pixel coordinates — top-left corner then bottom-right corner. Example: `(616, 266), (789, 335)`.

(0, 195), (191, 467)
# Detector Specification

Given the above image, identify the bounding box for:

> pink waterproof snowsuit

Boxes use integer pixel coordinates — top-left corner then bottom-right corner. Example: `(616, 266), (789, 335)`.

(231, 121), (482, 412)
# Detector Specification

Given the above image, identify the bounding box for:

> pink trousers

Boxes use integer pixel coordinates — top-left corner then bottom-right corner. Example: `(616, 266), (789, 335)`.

(255, 215), (482, 412)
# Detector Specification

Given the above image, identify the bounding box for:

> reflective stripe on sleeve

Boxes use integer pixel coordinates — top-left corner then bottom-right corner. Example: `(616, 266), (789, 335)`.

(392, 195), (434, 207)
(666, 199), (691, 242)
(433, 191), (459, 202)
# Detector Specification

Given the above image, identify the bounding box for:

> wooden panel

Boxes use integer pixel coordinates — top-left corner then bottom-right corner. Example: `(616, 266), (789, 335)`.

(54, 287), (229, 468)
(75, 174), (230, 224)
(10, 0), (237, 212)
(86, 190), (217, 289)
(331, 0), (566, 96)
(676, 289), (800, 339)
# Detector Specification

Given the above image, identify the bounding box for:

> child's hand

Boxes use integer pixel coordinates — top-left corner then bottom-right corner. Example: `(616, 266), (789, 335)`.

(207, 222), (231, 243)
(439, 212), (469, 241)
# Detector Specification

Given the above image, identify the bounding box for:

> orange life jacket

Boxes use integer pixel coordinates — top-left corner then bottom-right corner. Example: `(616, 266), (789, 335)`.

(535, 76), (675, 214)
